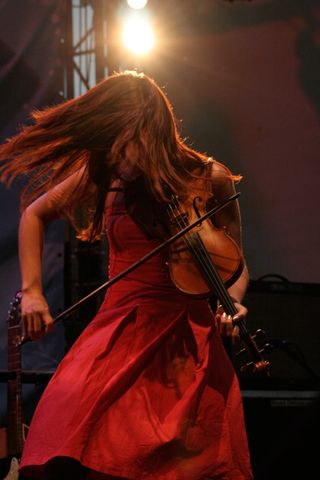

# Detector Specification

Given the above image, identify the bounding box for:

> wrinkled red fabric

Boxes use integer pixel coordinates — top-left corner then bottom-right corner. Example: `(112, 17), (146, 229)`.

(19, 194), (253, 480)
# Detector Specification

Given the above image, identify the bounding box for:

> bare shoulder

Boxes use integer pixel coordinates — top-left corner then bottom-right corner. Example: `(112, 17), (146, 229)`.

(206, 158), (236, 199)
(24, 166), (96, 222)
(209, 157), (231, 177)
(48, 166), (96, 206)
(205, 158), (242, 246)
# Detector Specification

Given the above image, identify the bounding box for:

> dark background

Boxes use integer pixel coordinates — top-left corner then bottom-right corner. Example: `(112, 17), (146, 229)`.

(0, 0), (66, 432)
(0, 1), (319, 479)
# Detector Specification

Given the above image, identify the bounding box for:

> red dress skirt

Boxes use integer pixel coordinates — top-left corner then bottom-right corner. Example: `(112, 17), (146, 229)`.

(19, 196), (253, 480)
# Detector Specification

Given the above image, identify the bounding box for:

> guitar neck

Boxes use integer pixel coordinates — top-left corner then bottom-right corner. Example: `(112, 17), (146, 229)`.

(7, 296), (23, 457)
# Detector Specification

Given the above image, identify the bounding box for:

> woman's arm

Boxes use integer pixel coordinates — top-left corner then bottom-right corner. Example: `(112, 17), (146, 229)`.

(19, 203), (52, 340)
(19, 167), (95, 340)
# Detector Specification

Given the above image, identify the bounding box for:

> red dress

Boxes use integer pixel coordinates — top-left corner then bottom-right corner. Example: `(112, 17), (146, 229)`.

(19, 190), (253, 480)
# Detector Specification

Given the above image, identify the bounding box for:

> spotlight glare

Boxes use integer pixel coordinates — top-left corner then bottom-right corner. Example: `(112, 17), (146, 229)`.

(127, 0), (148, 9)
(122, 17), (155, 55)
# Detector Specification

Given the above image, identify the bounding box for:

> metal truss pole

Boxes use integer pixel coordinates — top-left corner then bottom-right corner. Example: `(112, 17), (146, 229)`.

(64, 0), (120, 349)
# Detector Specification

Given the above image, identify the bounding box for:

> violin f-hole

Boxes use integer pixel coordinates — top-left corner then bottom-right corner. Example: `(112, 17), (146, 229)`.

(192, 196), (203, 222)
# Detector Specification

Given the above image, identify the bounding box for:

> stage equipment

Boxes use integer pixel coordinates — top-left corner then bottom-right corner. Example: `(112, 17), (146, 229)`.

(236, 275), (320, 390)
(64, 0), (120, 348)
(0, 293), (53, 479)
(127, 0), (148, 9)
(122, 15), (155, 55)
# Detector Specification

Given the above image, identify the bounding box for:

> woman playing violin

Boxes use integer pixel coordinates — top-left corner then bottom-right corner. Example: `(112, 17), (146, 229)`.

(0, 71), (253, 479)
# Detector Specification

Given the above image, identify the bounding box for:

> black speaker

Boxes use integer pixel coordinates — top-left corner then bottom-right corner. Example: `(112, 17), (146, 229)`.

(243, 392), (320, 480)
(235, 275), (320, 389)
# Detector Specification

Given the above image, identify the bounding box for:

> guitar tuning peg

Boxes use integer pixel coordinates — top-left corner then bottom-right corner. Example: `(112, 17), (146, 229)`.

(252, 329), (266, 340)
(236, 346), (247, 357)
(239, 361), (253, 373)
(253, 328), (262, 335)
(260, 343), (274, 354)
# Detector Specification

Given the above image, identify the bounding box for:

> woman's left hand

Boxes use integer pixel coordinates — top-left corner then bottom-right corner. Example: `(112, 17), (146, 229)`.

(215, 301), (248, 345)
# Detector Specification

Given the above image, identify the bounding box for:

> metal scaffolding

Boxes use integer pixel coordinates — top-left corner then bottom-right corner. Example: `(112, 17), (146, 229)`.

(63, 0), (120, 348)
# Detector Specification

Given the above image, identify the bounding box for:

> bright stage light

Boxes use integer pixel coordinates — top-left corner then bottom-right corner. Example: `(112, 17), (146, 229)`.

(127, 0), (148, 9)
(122, 16), (155, 55)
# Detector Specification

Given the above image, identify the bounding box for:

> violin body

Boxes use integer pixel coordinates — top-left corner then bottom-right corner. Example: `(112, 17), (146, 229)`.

(167, 193), (243, 297)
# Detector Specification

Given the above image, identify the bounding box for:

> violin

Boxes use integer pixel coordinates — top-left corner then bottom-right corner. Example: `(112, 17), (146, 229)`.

(166, 192), (271, 376)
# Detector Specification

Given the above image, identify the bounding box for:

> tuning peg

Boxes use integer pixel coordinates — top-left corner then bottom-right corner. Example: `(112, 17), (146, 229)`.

(236, 346), (247, 357)
(259, 343), (274, 354)
(252, 329), (266, 339)
(240, 359), (270, 376)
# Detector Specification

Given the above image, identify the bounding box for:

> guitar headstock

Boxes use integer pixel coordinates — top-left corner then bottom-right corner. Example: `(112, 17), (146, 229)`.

(235, 328), (272, 376)
(6, 291), (24, 467)
(7, 291), (22, 343)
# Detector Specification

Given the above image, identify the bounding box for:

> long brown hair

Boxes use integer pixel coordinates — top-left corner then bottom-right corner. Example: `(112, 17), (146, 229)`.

(0, 70), (212, 240)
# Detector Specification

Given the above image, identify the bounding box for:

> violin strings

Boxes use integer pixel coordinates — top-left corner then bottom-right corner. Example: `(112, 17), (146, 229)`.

(167, 198), (213, 282)
(168, 196), (235, 314)
(167, 196), (264, 364)
(167, 196), (220, 288)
